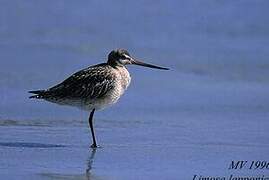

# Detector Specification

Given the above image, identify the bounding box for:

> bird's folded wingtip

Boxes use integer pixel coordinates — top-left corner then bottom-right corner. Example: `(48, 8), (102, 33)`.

(28, 90), (45, 99)
(29, 90), (42, 94)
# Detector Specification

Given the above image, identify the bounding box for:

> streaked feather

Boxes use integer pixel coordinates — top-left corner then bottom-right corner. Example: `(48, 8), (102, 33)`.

(30, 63), (117, 100)
(29, 62), (131, 110)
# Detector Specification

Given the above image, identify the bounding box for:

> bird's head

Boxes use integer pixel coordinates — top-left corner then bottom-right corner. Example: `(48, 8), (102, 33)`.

(107, 49), (169, 70)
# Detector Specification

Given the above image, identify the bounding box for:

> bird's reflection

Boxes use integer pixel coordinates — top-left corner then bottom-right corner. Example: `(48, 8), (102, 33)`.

(86, 148), (97, 179)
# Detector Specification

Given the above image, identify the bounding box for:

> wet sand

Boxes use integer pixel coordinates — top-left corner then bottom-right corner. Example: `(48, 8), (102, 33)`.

(0, 98), (268, 180)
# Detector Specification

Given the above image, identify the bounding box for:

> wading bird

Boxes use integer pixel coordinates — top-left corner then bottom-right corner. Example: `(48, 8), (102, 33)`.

(29, 49), (169, 148)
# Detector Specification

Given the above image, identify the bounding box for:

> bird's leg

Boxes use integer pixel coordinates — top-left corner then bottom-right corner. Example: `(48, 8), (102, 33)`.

(89, 109), (97, 148)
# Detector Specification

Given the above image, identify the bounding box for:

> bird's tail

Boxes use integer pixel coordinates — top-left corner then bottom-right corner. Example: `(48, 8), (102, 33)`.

(28, 90), (46, 99)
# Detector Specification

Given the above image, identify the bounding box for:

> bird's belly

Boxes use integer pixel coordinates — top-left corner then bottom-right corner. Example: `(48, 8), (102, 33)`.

(83, 84), (125, 111)
(49, 91), (122, 111)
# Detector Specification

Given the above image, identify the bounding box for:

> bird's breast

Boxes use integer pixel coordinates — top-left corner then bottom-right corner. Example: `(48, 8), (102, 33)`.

(85, 67), (130, 111)
(117, 66), (131, 94)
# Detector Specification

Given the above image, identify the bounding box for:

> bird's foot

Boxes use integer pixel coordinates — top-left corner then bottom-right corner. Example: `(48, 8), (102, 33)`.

(90, 143), (98, 149)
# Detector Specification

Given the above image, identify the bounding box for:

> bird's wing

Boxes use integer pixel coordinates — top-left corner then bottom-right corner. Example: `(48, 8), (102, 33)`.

(43, 64), (117, 99)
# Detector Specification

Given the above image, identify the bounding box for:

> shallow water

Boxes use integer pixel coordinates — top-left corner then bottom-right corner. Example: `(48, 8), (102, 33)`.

(1, 0), (269, 179)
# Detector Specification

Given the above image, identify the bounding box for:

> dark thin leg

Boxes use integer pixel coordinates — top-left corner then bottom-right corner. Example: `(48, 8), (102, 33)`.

(89, 109), (97, 148)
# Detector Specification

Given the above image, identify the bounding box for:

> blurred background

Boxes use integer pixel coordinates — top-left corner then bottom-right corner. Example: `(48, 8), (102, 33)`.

(0, 0), (268, 179)
(0, 0), (269, 121)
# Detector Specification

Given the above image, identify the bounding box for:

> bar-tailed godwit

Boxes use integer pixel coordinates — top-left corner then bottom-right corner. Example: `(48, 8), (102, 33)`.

(29, 49), (169, 148)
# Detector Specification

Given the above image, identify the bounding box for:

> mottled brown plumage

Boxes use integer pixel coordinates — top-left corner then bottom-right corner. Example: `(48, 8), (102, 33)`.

(29, 49), (169, 148)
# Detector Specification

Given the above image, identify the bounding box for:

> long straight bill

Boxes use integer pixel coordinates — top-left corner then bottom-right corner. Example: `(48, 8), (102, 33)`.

(131, 59), (169, 70)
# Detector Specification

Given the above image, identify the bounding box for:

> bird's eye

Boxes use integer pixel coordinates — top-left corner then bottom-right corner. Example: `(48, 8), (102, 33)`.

(122, 54), (130, 60)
